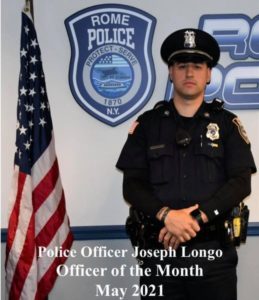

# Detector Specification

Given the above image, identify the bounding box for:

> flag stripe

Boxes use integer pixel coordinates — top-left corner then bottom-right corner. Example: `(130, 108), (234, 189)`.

(33, 157), (59, 212)
(35, 176), (63, 236)
(5, 174), (33, 293)
(37, 215), (72, 280)
(20, 255), (37, 300)
(5, 170), (27, 259)
(31, 137), (56, 189)
(9, 215), (35, 299)
(36, 191), (66, 247)
(35, 231), (74, 300)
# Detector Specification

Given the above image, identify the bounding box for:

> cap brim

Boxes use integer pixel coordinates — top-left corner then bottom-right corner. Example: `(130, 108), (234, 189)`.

(168, 51), (213, 64)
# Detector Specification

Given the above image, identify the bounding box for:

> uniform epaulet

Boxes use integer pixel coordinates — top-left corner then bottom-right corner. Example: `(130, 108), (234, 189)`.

(209, 98), (224, 111)
(153, 100), (170, 109)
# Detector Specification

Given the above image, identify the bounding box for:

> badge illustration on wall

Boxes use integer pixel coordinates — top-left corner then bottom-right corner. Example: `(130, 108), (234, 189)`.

(65, 4), (156, 126)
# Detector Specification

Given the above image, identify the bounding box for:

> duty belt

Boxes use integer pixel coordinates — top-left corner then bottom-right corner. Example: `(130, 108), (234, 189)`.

(126, 205), (249, 249)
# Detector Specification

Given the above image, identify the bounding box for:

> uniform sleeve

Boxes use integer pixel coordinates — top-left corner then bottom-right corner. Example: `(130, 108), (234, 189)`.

(123, 169), (164, 217)
(200, 112), (256, 221)
(223, 113), (256, 175)
(116, 115), (148, 170)
(116, 115), (164, 217)
(200, 168), (252, 221)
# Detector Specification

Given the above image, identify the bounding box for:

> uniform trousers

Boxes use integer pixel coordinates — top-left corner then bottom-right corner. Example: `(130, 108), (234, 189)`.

(139, 240), (237, 300)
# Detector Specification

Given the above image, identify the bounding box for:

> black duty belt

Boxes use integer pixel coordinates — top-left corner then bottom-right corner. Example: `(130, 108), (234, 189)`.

(188, 223), (226, 244)
(126, 207), (232, 249)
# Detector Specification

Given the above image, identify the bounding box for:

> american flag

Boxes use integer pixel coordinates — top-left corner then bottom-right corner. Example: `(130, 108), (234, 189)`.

(5, 10), (73, 300)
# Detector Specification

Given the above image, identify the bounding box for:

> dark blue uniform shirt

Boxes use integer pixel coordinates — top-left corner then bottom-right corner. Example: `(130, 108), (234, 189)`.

(116, 99), (256, 221)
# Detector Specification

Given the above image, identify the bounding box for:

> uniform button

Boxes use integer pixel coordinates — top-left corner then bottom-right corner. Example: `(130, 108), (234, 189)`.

(182, 152), (186, 158)
(183, 174), (187, 179)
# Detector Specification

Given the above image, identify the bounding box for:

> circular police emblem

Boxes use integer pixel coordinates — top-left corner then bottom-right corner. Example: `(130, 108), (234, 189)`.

(91, 54), (134, 99)
(82, 46), (141, 108)
(206, 123), (220, 141)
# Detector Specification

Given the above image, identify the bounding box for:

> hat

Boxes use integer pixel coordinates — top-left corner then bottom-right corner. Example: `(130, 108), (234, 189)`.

(160, 28), (220, 67)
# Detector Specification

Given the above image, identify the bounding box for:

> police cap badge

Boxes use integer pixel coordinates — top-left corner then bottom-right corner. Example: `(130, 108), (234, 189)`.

(160, 28), (220, 67)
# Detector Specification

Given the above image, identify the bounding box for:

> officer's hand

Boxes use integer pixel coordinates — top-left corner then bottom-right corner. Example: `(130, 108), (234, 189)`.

(158, 227), (181, 250)
(163, 204), (200, 243)
(200, 210), (209, 223)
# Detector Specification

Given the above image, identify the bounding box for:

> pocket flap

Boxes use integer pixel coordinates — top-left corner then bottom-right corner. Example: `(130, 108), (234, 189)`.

(148, 143), (174, 159)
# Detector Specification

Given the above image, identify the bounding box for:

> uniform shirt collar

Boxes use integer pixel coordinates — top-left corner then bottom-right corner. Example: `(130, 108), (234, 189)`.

(168, 99), (212, 120)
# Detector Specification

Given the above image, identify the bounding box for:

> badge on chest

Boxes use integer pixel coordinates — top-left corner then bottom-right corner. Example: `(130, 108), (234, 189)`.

(206, 123), (220, 141)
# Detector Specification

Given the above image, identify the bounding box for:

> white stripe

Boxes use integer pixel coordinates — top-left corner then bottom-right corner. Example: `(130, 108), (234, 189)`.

(37, 215), (71, 281)
(35, 176), (63, 236)
(7, 166), (20, 219)
(20, 251), (37, 300)
(5, 174), (33, 295)
(31, 135), (56, 189)
(5, 166), (19, 299)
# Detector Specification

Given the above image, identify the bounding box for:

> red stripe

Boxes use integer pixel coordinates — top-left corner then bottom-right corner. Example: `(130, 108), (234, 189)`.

(9, 214), (35, 300)
(33, 159), (59, 212)
(34, 232), (74, 300)
(5, 171), (27, 264)
(35, 191), (66, 248)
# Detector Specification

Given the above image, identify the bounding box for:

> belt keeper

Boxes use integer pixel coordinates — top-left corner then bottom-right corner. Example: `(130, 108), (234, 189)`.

(191, 209), (204, 226)
(161, 207), (171, 224)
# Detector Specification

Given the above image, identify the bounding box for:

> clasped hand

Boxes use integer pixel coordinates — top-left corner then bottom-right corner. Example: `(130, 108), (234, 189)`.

(158, 204), (201, 250)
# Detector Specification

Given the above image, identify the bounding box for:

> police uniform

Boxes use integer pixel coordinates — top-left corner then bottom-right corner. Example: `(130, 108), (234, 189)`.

(116, 29), (256, 300)
(117, 99), (256, 217)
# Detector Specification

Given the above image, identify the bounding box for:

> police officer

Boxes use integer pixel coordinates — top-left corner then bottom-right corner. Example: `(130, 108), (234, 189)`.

(116, 28), (256, 300)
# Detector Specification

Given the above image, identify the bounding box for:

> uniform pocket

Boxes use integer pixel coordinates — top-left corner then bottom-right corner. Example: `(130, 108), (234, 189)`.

(147, 143), (174, 184)
(194, 142), (225, 182)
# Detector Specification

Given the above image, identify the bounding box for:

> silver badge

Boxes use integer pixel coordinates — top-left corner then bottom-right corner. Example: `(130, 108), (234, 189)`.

(184, 30), (196, 48)
(203, 112), (210, 118)
(206, 123), (220, 141)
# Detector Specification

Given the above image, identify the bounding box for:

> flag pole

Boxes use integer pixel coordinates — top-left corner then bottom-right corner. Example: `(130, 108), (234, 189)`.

(25, 0), (34, 20)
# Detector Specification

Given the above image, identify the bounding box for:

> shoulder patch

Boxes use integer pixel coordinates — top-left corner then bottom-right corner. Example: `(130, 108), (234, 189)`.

(129, 121), (139, 135)
(232, 117), (250, 144)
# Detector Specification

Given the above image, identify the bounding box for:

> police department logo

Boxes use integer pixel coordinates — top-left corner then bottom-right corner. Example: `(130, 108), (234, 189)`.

(65, 4), (156, 126)
(90, 54), (133, 99)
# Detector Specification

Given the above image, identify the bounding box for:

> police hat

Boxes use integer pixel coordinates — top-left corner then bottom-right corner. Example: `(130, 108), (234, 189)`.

(161, 28), (220, 67)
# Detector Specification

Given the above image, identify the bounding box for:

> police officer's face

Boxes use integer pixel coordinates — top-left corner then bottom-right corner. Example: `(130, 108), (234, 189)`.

(169, 62), (211, 101)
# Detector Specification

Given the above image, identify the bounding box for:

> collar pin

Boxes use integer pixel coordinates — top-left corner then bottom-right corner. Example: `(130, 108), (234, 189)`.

(164, 110), (170, 116)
